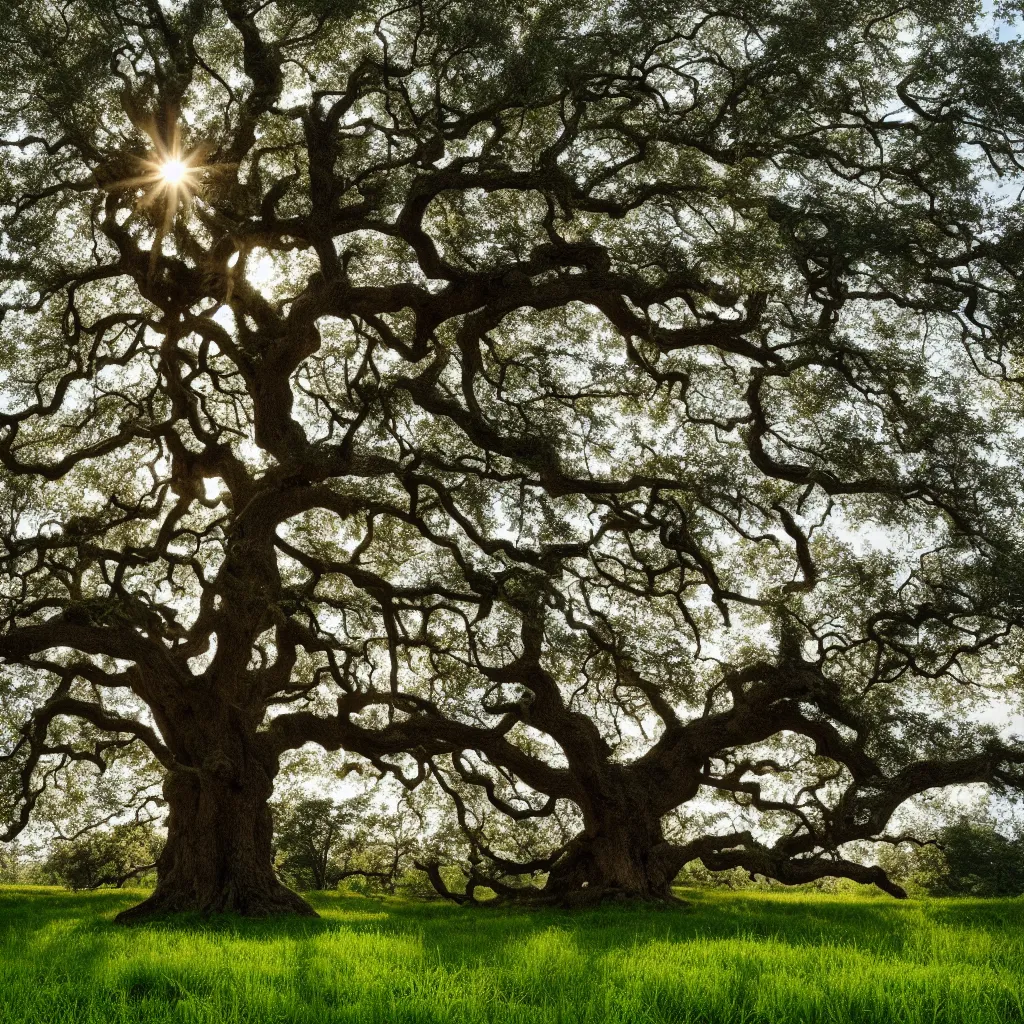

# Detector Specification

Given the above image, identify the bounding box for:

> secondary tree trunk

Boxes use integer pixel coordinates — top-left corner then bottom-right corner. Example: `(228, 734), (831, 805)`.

(116, 760), (314, 923)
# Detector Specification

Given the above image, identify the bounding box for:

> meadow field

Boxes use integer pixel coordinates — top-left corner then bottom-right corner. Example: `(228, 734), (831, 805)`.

(0, 885), (1021, 1023)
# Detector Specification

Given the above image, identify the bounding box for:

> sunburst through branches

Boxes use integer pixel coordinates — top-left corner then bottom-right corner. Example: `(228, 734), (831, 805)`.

(158, 159), (188, 186)
(134, 146), (202, 216)
(119, 137), (204, 210)
(100, 122), (213, 280)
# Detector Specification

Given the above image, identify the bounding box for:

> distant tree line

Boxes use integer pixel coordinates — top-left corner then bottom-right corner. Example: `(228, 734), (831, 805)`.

(7, 801), (1024, 901)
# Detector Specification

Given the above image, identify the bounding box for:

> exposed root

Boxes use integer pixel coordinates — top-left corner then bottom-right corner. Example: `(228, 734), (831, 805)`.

(114, 880), (318, 923)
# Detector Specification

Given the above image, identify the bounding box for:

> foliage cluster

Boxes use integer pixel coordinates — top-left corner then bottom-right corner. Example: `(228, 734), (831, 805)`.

(875, 818), (1024, 899)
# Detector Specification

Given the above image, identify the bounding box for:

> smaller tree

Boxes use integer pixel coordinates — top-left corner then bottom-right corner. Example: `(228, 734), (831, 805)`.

(44, 822), (162, 891)
(926, 819), (1024, 898)
(0, 840), (27, 884)
(273, 798), (356, 892)
(361, 810), (421, 896)
(274, 795), (424, 894)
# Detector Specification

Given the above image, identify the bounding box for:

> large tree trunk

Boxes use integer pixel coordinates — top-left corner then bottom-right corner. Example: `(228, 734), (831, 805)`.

(543, 788), (680, 905)
(116, 762), (315, 923)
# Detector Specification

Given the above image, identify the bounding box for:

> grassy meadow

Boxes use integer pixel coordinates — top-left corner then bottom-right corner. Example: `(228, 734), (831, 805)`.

(0, 885), (1021, 1023)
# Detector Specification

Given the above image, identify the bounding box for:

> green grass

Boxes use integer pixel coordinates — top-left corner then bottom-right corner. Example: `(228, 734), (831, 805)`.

(0, 886), (1022, 1023)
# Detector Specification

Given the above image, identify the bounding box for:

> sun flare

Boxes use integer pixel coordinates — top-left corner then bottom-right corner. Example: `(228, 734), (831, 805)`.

(161, 159), (188, 185)
(102, 133), (212, 281)
(110, 130), (207, 215)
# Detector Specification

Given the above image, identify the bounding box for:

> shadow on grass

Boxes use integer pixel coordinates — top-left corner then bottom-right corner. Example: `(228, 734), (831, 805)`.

(921, 897), (1024, 931)
(7, 888), (909, 955)
(4, 884), (1019, 968)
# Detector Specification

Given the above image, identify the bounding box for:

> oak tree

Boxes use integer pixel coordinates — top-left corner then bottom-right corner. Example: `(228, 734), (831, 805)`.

(3, 0), (1024, 918)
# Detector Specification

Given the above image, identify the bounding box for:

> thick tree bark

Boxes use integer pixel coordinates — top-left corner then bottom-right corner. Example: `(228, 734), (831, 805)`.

(545, 831), (679, 904)
(541, 786), (681, 905)
(116, 763), (315, 923)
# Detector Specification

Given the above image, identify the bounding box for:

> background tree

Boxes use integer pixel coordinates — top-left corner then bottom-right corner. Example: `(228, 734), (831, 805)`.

(2, 0), (1024, 919)
(362, 806), (424, 895)
(43, 821), (162, 891)
(274, 797), (354, 891)
(273, 795), (360, 891)
(274, 792), (426, 893)
(926, 818), (1024, 898)
(0, 839), (27, 884)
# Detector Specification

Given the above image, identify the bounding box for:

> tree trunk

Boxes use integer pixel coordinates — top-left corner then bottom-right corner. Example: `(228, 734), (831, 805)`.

(544, 791), (680, 905)
(116, 764), (315, 923)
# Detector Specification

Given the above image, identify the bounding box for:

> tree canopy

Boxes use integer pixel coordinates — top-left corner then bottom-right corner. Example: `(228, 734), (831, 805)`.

(2, 0), (1024, 918)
